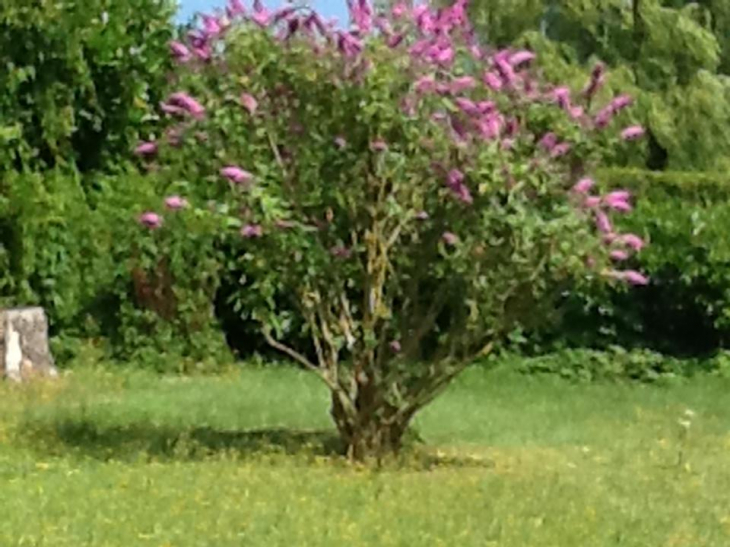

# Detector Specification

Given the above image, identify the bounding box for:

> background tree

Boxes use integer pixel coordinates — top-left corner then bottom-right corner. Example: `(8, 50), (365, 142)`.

(0, 0), (175, 174)
(459, 0), (730, 171)
(0, 0), (186, 362)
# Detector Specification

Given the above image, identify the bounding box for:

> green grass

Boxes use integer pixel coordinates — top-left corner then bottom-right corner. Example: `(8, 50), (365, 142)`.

(1, 365), (729, 546)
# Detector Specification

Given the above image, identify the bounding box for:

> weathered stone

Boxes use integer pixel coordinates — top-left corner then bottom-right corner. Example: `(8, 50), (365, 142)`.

(0, 307), (57, 382)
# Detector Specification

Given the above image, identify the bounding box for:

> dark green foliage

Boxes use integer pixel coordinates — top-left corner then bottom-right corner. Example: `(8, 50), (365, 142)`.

(0, 0), (175, 172)
(0, 0), (231, 369)
(513, 346), (722, 382)
(0, 166), (230, 370)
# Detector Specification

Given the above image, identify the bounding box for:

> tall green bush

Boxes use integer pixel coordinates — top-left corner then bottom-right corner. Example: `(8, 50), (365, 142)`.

(0, 0), (175, 172)
(0, 166), (230, 369)
(0, 0), (230, 367)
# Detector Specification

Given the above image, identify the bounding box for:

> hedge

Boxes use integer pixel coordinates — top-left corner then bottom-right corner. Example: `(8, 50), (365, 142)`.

(536, 168), (730, 356)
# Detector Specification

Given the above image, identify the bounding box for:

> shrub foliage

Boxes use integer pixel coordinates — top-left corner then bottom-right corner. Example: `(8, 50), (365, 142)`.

(137, 0), (647, 458)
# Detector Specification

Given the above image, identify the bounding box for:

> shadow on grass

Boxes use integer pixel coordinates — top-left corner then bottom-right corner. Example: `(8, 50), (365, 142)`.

(20, 418), (498, 469)
(16, 410), (499, 468)
(21, 418), (344, 462)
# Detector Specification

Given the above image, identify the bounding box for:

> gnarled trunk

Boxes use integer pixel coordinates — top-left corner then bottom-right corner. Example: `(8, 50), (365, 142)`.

(330, 382), (413, 461)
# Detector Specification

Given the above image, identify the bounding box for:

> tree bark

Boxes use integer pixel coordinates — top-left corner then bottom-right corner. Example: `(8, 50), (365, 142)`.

(0, 307), (58, 382)
(330, 383), (412, 461)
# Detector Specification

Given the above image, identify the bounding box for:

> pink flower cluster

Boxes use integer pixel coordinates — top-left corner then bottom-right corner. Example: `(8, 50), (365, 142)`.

(148, 0), (649, 287)
(594, 94), (637, 131)
(572, 178), (648, 285)
(221, 165), (254, 185)
(444, 168), (473, 204)
(138, 195), (189, 230)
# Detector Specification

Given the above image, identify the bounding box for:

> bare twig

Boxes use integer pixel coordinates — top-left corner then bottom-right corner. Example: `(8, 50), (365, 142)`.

(396, 341), (495, 422)
(385, 214), (412, 250)
(267, 132), (287, 176)
(262, 328), (316, 371)
(261, 328), (342, 393)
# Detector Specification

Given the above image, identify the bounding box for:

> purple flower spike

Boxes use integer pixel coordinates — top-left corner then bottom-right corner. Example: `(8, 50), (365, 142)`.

(160, 102), (186, 116)
(596, 211), (613, 234)
(442, 231), (459, 246)
(509, 50), (536, 68)
(610, 250), (630, 262)
(435, 46), (455, 67)
(569, 106), (585, 119)
(337, 31), (363, 57)
(610, 95), (634, 113)
(618, 234), (645, 251)
(622, 270), (649, 286)
(139, 212), (163, 230)
(201, 15), (222, 38)
(240, 93), (258, 115)
(572, 178), (595, 194)
(494, 54), (516, 85)
(169, 41), (191, 62)
(606, 190), (631, 201)
(455, 97), (479, 116)
(387, 33), (405, 48)
(550, 142), (571, 158)
(415, 75), (437, 94)
(447, 169), (465, 187)
(241, 224), (263, 238)
(251, 1), (272, 27)
(584, 62), (605, 98)
(135, 141), (158, 157)
(594, 106), (614, 129)
(389, 340), (402, 353)
(192, 44), (212, 61)
(453, 184), (473, 204)
(552, 87), (572, 110)
(477, 101), (496, 114)
(451, 76), (476, 93)
(477, 115), (503, 141)
(621, 125), (645, 141)
(227, 0), (245, 18)
(538, 132), (558, 152)
(348, 0), (374, 34)
(483, 71), (503, 91)
(167, 92), (206, 119)
(392, 2), (408, 18)
(221, 166), (254, 185)
(604, 190), (632, 212)
(164, 195), (188, 210)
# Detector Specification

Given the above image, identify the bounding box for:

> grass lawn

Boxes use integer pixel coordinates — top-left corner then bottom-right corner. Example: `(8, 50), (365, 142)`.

(1, 364), (729, 546)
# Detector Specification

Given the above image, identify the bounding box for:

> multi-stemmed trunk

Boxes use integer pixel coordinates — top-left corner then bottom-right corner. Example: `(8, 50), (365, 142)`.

(329, 381), (414, 461)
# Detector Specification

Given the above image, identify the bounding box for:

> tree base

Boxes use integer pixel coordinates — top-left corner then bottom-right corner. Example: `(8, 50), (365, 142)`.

(0, 307), (58, 382)
(331, 393), (411, 461)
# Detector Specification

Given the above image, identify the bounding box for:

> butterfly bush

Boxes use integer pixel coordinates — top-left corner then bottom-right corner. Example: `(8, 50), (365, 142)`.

(135, 0), (647, 458)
